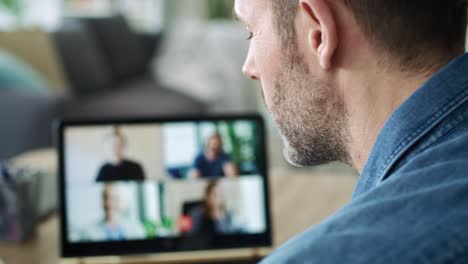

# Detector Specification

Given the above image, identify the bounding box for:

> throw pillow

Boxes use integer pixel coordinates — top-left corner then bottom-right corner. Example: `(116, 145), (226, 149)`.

(0, 49), (51, 93)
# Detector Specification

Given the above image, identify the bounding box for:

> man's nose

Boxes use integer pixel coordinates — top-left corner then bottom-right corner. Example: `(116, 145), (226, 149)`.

(242, 45), (259, 80)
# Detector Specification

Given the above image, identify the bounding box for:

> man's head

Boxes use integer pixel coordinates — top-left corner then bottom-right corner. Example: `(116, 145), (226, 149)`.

(204, 179), (222, 211)
(107, 127), (126, 163)
(235, 0), (467, 168)
(102, 184), (122, 222)
(206, 133), (223, 156)
(271, 0), (467, 71)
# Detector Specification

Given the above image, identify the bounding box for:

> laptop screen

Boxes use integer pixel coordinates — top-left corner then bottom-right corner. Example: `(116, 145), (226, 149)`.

(58, 115), (272, 257)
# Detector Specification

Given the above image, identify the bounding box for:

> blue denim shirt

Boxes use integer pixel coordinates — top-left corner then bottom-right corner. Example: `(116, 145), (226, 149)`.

(262, 53), (468, 264)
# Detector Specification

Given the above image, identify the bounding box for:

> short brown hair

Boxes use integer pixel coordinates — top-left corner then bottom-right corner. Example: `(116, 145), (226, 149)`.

(272, 0), (468, 71)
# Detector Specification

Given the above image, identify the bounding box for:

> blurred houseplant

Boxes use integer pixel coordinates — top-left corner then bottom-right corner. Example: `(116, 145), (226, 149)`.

(206, 0), (234, 20)
(0, 0), (22, 25)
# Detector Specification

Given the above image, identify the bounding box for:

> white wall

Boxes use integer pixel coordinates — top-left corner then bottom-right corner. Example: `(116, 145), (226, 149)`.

(0, 0), (62, 30)
(23, 0), (62, 30)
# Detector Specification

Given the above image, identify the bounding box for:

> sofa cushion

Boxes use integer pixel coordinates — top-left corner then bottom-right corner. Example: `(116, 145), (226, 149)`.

(83, 15), (148, 82)
(0, 49), (51, 93)
(53, 19), (113, 95)
(61, 77), (206, 118)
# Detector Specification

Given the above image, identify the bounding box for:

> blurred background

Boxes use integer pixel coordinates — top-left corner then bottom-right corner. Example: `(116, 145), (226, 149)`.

(0, 0), (363, 173)
(0, 0), (290, 164)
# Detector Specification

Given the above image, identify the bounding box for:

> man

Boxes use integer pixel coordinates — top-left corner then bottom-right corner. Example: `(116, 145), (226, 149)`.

(96, 127), (145, 182)
(78, 184), (145, 241)
(190, 133), (238, 179)
(235, 0), (468, 263)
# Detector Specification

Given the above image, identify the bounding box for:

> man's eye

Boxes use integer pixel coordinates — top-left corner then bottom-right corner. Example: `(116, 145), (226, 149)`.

(246, 32), (254, 40)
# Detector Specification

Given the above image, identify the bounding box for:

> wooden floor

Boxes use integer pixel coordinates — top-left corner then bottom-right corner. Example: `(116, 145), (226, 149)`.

(0, 166), (357, 264)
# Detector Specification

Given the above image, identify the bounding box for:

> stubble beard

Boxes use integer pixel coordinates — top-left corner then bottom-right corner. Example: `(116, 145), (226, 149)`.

(266, 43), (351, 167)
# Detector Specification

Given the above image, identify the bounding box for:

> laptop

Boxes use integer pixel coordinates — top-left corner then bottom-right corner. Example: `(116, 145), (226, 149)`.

(57, 114), (273, 263)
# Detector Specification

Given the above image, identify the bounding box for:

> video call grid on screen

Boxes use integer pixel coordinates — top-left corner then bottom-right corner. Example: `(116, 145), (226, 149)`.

(58, 115), (272, 257)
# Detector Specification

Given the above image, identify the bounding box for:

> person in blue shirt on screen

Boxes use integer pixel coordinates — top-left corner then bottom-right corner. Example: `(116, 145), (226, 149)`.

(190, 133), (238, 179)
(235, 0), (468, 263)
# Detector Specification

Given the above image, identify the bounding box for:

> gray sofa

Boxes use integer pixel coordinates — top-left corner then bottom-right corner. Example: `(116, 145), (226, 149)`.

(0, 16), (206, 159)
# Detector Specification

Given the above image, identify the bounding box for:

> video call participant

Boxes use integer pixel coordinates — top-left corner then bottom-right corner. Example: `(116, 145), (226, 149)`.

(96, 127), (145, 182)
(187, 180), (243, 236)
(78, 184), (145, 241)
(190, 133), (238, 179)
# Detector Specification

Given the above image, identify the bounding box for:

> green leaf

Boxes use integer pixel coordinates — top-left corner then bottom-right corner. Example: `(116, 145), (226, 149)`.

(206, 0), (234, 20)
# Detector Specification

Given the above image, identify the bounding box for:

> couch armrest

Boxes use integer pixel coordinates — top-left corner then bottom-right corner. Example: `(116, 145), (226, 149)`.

(0, 91), (61, 159)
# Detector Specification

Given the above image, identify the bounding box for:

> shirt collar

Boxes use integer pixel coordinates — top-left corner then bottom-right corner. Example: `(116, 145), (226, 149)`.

(353, 53), (468, 198)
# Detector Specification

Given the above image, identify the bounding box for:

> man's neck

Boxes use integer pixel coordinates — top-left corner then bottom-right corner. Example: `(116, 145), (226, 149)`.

(112, 157), (123, 165)
(105, 216), (117, 227)
(343, 67), (436, 173)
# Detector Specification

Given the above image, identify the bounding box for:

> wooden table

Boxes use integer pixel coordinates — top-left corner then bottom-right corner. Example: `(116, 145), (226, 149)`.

(0, 167), (357, 264)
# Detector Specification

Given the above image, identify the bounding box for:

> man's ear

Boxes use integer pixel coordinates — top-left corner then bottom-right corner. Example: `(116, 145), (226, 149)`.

(299, 0), (338, 70)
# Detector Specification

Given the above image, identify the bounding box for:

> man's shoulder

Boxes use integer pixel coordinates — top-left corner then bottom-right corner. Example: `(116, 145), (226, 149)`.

(219, 151), (231, 161)
(78, 221), (107, 242)
(194, 153), (206, 163)
(395, 123), (468, 178)
(384, 99), (468, 185)
(96, 163), (113, 181)
(99, 163), (113, 171)
(263, 165), (468, 263)
(122, 159), (143, 169)
(119, 219), (145, 237)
